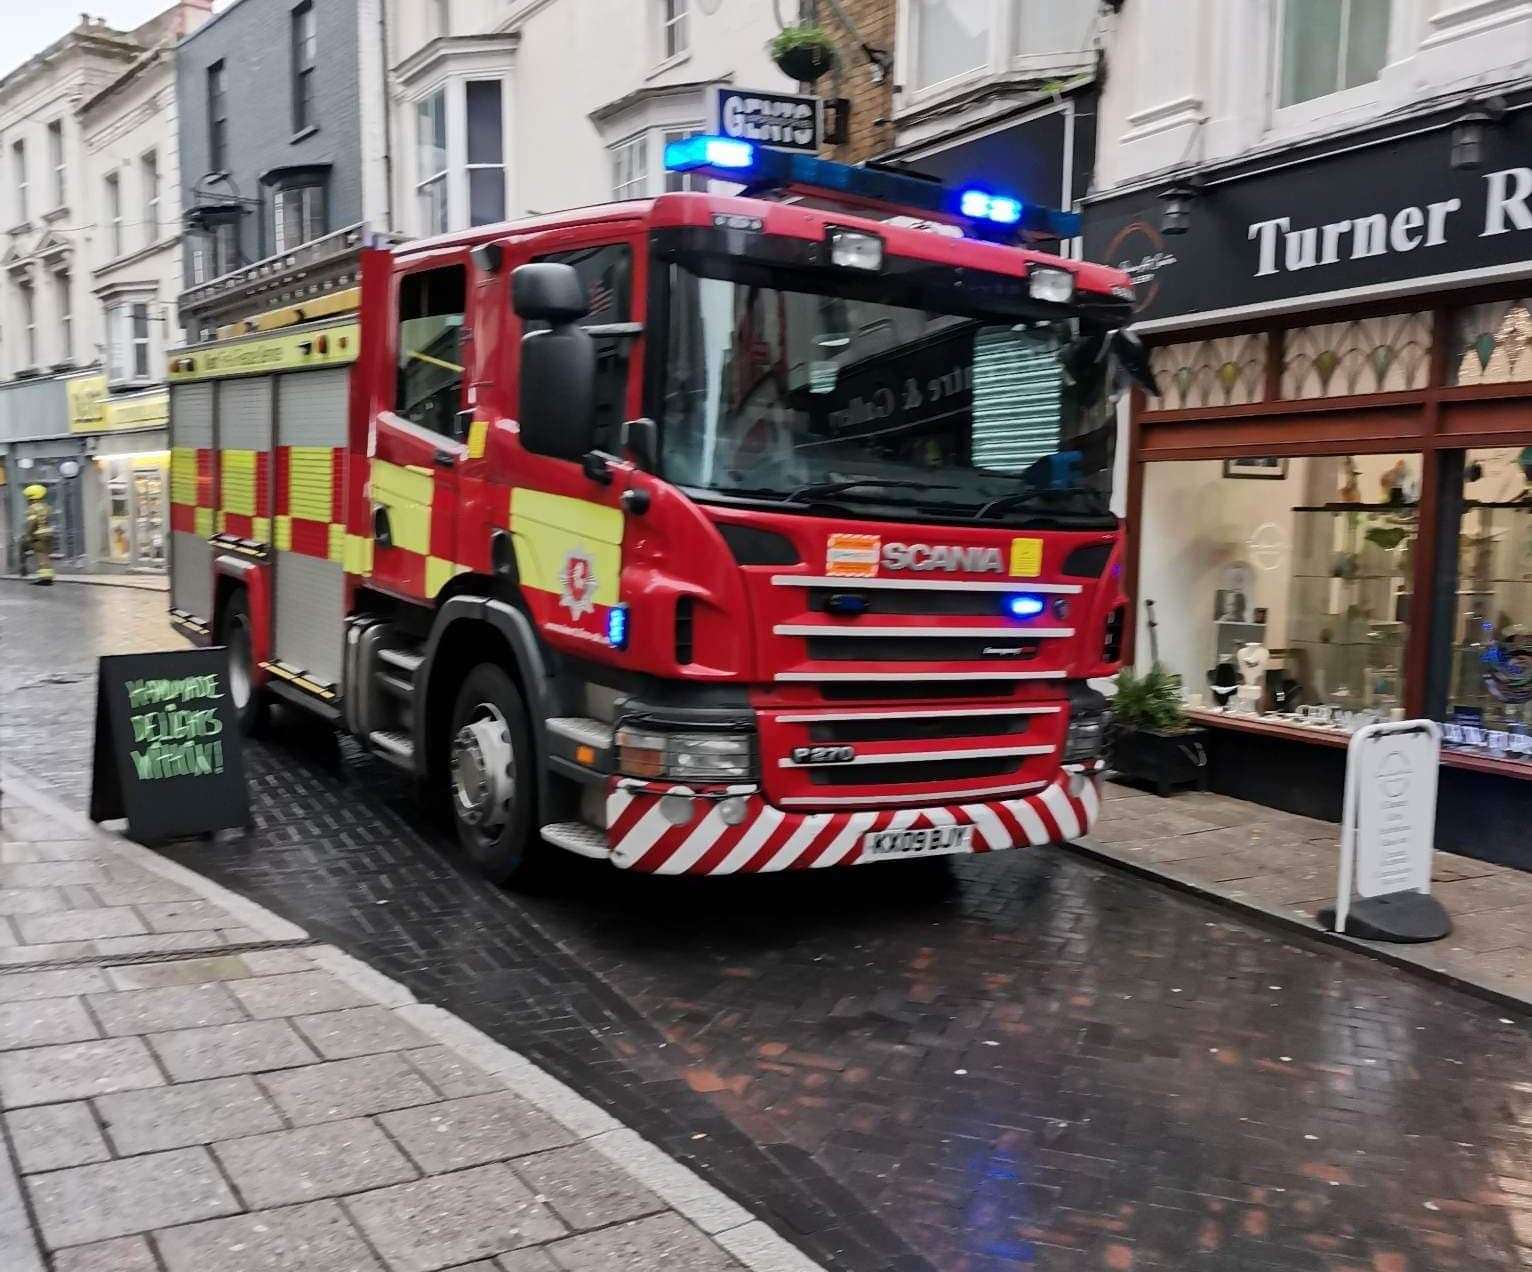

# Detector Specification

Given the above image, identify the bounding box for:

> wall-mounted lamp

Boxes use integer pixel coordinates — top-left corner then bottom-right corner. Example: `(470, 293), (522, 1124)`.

(1158, 174), (1204, 236)
(1450, 96), (1507, 171)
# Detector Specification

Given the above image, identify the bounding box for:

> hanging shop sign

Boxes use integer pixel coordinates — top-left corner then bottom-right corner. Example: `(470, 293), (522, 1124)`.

(89, 649), (250, 842)
(1082, 98), (1532, 325)
(708, 86), (822, 153)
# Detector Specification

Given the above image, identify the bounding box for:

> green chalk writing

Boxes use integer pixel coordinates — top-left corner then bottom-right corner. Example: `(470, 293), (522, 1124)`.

(129, 739), (224, 781)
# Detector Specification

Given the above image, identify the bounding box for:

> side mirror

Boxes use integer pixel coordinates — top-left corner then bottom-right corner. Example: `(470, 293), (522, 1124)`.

(1109, 327), (1159, 397)
(621, 418), (658, 471)
(513, 264), (596, 462)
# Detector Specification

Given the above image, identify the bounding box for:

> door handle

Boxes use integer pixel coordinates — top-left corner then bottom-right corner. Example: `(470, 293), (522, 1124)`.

(372, 505), (392, 548)
(434, 449), (457, 468)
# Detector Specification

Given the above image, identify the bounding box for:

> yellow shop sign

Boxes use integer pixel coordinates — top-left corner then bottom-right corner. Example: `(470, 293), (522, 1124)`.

(68, 377), (169, 433)
(168, 321), (360, 382)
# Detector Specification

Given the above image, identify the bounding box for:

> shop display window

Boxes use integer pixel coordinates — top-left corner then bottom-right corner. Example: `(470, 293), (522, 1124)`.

(1442, 450), (1532, 754)
(1137, 452), (1419, 732)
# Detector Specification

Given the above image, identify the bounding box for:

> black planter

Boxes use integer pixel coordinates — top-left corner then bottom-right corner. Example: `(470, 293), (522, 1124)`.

(773, 43), (835, 82)
(1110, 725), (1209, 797)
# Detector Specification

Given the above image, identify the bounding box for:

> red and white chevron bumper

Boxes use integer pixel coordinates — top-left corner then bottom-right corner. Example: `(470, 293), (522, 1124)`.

(601, 771), (1101, 875)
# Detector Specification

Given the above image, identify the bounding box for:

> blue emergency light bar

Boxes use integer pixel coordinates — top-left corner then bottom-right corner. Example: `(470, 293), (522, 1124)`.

(663, 135), (1081, 239)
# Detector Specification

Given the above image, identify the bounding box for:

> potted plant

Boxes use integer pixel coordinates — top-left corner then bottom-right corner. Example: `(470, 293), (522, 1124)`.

(1108, 665), (1209, 797)
(769, 24), (837, 83)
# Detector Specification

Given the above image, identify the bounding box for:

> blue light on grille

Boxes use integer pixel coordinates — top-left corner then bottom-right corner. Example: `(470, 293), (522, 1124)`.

(607, 604), (630, 650)
(1004, 595), (1047, 620)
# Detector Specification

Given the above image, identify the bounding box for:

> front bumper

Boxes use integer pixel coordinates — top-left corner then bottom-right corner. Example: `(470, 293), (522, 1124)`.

(601, 769), (1101, 875)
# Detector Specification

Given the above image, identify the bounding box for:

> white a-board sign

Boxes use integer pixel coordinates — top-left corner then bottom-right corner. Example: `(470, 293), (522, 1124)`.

(1329, 719), (1449, 942)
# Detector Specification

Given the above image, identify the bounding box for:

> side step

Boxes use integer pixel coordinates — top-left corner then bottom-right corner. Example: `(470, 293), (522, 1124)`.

(368, 729), (415, 773)
(540, 822), (610, 859)
(546, 718), (614, 749)
(379, 647), (424, 676)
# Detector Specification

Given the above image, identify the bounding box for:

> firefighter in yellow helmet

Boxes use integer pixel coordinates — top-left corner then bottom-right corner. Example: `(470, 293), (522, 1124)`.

(21, 484), (54, 586)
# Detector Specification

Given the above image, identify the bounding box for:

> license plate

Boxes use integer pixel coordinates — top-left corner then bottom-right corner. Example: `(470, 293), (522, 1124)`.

(859, 823), (974, 861)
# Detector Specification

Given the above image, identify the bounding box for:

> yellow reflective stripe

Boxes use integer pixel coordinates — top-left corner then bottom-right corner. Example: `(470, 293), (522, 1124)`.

(195, 507), (215, 538)
(343, 533), (374, 576)
(275, 515), (292, 552)
(327, 522), (346, 563)
(252, 517), (271, 543)
(372, 460), (435, 508)
(467, 419), (488, 460)
(216, 510), (228, 533)
(221, 450), (257, 517)
(289, 447), (334, 522)
(170, 448), (198, 505)
(510, 486), (623, 607)
(426, 556), (465, 596)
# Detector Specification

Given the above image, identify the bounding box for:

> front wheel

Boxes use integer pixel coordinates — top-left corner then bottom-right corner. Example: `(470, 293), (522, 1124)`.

(448, 663), (539, 884)
(221, 590), (267, 736)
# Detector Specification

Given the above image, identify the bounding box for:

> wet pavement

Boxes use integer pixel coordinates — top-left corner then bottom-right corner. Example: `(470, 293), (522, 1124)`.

(4, 579), (1532, 1271)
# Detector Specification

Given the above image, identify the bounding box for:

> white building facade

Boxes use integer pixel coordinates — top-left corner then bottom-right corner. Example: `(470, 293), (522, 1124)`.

(1080, 1), (1532, 840)
(383, 0), (802, 239)
(0, 3), (209, 573)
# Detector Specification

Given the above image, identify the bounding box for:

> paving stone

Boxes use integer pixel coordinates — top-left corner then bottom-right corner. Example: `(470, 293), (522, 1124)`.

(51, 1234), (159, 1272)
(88, 877), (197, 907)
(214, 1116), (418, 1208)
(105, 954), (270, 990)
(6, 1101), (109, 1172)
(404, 1046), (502, 1098)
(25, 1146), (238, 1247)
(0, 1037), (164, 1107)
(494, 1253), (559, 1272)
(0, 864), (108, 889)
(135, 900), (237, 933)
(96, 1075), (283, 1155)
(86, 983), (247, 1036)
(0, 997), (98, 1050)
(227, 971), (372, 1020)
(0, 842), (100, 863)
(380, 1092), (574, 1175)
(0, 941), (97, 966)
(0, 889), (67, 917)
(0, 968), (110, 1003)
(147, 1019), (316, 1081)
(292, 1006), (430, 1059)
(260, 1051), (438, 1125)
(511, 1143), (663, 1233)
(544, 1213), (738, 1272)
(345, 1162), (567, 1272)
(239, 949), (321, 975)
(0, 915), (18, 945)
(155, 1198), (384, 1272)
(93, 932), (224, 957)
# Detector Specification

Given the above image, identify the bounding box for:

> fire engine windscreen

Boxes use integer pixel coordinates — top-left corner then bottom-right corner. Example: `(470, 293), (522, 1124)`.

(658, 261), (1118, 524)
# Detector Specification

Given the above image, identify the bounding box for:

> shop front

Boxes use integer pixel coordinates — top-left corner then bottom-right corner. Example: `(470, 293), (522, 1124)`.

(1083, 93), (1532, 865)
(67, 375), (170, 574)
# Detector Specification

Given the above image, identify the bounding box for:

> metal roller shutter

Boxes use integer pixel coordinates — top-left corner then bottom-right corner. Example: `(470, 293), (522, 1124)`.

(277, 368), (348, 446)
(170, 383), (213, 449)
(274, 551), (345, 685)
(217, 378), (272, 451)
(171, 533), (213, 623)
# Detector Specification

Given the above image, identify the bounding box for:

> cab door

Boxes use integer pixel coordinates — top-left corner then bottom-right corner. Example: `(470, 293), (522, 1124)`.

(500, 228), (645, 656)
(372, 255), (471, 601)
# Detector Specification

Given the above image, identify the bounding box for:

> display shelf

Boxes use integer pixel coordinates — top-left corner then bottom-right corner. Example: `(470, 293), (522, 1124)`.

(1290, 503), (1420, 513)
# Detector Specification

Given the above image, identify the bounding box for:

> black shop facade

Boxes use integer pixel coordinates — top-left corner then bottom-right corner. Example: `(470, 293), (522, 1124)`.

(1082, 91), (1532, 865)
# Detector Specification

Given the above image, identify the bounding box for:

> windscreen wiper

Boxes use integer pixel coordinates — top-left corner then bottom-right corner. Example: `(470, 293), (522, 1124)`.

(787, 479), (958, 502)
(973, 485), (1111, 521)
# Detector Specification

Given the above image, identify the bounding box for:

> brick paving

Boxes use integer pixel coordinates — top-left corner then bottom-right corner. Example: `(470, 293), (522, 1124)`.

(7, 581), (1532, 1270)
(0, 784), (804, 1272)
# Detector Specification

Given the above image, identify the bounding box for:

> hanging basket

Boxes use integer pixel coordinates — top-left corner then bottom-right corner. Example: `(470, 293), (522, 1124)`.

(772, 39), (836, 83)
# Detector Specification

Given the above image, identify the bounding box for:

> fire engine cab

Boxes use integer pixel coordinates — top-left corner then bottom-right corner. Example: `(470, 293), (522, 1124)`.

(167, 140), (1149, 883)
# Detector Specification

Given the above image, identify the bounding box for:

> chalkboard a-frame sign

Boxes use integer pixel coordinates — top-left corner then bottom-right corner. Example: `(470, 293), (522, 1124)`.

(89, 649), (250, 842)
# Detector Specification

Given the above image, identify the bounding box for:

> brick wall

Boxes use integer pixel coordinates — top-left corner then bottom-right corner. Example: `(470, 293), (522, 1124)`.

(810, 0), (895, 164)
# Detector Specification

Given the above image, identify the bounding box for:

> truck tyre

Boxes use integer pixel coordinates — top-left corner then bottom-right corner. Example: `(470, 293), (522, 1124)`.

(448, 663), (539, 884)
(221, 590), (268, 736)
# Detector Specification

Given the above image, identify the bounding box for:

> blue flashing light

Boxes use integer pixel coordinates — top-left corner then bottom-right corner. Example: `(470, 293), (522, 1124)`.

(606, 604), (631, 651)
(665, 135), (755, 172)
(660, 136), (1083, 238)
(1004, 595), (1047, 620)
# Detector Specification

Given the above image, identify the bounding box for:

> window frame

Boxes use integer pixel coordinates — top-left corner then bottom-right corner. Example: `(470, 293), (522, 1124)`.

(106, 298), (156, 387)
(56, 271), (71, 364)
(661, 0), (690, 62)
(46, 120), (64, 210)
(19, 280), (36, 368)
(207, 61), (228, 172)
(1269, 0), (1398, 131)
(141, 151), (159, 249)
(270, 178), (326, 255)
(897, 0), (1098, 107)
(609, 133), (651, 201)
(411, 77), (508, 235)
(291, 2), (317, 134)
(463, 79), (506, 228)
(414, 88), (450, 236)
(12, 139), (28, 226)
(393, 262), (469, 439)
(105, 171), (123, 259)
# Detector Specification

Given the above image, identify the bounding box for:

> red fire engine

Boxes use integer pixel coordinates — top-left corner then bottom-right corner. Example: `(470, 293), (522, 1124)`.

(167, 141), (1150, 883)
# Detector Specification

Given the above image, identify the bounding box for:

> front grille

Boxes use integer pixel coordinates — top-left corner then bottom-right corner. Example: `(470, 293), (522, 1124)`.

(809, 715), (1034, 742)
(807, 635), (1041, 662)
(808, 756), (1022, 786)
(807, 587), (1024, 617)
(821, 680), (1016, 701)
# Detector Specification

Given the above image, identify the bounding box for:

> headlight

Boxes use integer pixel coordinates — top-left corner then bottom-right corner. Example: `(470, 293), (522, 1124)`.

(827, 228), (884, 271)
(1063, 710), (1111, 764)
(1028, 266), (1075, 304)
(615, 726), (756, 782)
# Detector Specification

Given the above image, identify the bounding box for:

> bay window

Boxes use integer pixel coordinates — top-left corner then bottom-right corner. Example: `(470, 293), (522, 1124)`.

(271, 181), (325, 254)
(610, 134), (649, 201)
(464, 81), (505, 226)
(1277, 0), (1392, 108)
(415, 89), (449, 235)
(413, 78), (507, 235)
(108, 301), (154, 386)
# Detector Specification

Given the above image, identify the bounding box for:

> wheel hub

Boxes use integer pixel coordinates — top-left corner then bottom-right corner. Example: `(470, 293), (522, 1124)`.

(228, 619), (252, 711)
(451, 714), (515, 830)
